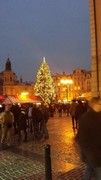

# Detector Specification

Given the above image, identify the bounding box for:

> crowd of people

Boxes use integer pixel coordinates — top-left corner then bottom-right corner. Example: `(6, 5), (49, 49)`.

(0, 100), (88, 147)
(0, 103), (50, 147)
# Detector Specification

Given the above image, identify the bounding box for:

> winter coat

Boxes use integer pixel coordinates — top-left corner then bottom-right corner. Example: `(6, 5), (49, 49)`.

(69, 102), (77, 116)
(18, 111), (27, 130)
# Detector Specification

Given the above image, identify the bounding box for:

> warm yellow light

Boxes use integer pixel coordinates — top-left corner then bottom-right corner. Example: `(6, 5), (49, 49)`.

(21, 92), (29, 96)
(63, 87), (66, 91)
(20, 92), (29, 100)
(60, 79), (73, 84)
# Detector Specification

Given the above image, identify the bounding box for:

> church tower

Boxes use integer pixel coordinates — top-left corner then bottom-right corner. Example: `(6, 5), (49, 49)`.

(5, 58), (12, 71)
(89, 0), (101, 97)
(3, 58), (17, 86)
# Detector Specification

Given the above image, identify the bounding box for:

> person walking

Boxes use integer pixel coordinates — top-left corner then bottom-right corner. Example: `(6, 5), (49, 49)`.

(27, 103), (33, 134)
(40, 105), (49, 139)
(75, 100), (86, 129)
(69, 100), (77, 129)
(11, 104), (21, 134)
(0, 104), (14, 147)
(32, 105), (43, 139)
(18, 108), (27, 142)
(75, 97), (101, 180)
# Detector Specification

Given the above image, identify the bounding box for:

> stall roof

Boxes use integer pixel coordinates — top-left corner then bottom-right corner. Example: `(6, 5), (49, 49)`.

(0, 95), (42, 104)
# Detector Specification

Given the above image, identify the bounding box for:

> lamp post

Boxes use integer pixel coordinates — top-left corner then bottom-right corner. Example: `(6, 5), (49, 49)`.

(60, 79), (73, 102)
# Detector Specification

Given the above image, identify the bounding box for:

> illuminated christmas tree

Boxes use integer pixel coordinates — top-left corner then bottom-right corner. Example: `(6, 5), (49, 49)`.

(34, 57), (55, 105)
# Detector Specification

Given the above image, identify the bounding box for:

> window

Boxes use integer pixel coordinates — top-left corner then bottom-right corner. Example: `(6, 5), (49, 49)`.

(10, 77), (12, 81)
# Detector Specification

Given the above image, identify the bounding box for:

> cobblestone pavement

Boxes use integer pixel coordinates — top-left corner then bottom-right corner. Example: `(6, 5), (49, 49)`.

(0, 113), (86, 180)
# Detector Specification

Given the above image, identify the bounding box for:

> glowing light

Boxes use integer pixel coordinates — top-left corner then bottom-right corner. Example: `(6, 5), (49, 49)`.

(19, 92), (29, 101)
(21, 92), (29, 96)
(63, 87), (66, 91)
(58, 100), (62, 103)
(63, 100), (68, 103)
(60, 79), (73, 84)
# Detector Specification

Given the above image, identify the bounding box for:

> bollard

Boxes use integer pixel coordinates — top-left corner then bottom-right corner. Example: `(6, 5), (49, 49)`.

(45, 144), (52, 180)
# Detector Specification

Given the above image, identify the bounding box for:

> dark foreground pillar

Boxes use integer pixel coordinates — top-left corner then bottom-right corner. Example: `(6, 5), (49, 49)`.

(45, 144), (52, 180)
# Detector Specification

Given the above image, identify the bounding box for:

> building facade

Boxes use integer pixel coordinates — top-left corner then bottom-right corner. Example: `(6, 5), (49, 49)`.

(0, 58), (34, 96)
(53, 69), (91, 102)
(53, 72), (73, 102)
(89, 0), (101, 97)
(72, 68), (91, 100)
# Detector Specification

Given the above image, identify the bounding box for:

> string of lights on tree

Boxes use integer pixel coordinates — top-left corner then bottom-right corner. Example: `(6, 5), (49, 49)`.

(34, 57), (55, 106)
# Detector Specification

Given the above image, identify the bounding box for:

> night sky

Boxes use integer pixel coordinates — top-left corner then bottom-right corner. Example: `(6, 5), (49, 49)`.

(0, 0), (91, 81)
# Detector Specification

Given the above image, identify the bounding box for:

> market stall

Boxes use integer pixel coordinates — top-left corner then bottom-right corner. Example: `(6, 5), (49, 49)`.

(0, 95), (42, 104)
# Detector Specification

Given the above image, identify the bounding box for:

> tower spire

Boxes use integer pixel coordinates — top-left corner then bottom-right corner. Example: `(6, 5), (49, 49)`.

(5, 57), (12, 71)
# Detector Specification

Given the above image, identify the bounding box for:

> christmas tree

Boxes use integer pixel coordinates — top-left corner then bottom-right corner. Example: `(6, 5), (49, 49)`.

(34, 57), (55, 105)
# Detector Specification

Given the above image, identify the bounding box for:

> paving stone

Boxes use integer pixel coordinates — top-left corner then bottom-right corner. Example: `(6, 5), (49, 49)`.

(57, 164), (86, 180)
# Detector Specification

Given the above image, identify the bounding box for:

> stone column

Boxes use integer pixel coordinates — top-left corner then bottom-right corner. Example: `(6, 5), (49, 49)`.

(89, 0), (101, 97)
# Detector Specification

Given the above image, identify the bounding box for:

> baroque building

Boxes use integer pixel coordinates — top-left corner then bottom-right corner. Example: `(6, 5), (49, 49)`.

(53, 72), (73, 102)
(53, 69), (91, 102)
(72, 68), (91, 100)
(3, 58), (17, 86)
(0, 58), (34, 96)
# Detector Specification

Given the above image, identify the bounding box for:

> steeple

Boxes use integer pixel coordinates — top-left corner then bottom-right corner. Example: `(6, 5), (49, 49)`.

(5, 58), (12, 71)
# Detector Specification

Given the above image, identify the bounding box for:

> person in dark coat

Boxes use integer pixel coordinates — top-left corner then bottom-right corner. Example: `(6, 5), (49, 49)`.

(11, 104), (21, 134)
(32, 106), (43, 139)
(69, 100), (77, 129)
(75, 100), (86, 129)
(40, 105), (49, 139)
(27, 103), (33, 134)
(75, 97), (101, 180)
(18, 108), (27, 142)
(49, 104), (54, 117)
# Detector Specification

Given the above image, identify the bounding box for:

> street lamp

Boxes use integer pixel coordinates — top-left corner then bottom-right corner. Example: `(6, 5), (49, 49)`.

(60, 79), (73, 85)
(60, 79), (73, 102)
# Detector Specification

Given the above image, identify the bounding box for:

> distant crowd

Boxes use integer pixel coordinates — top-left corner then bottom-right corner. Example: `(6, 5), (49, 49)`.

(0, 103), (51, 147)
(0, 100), (89, 147)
